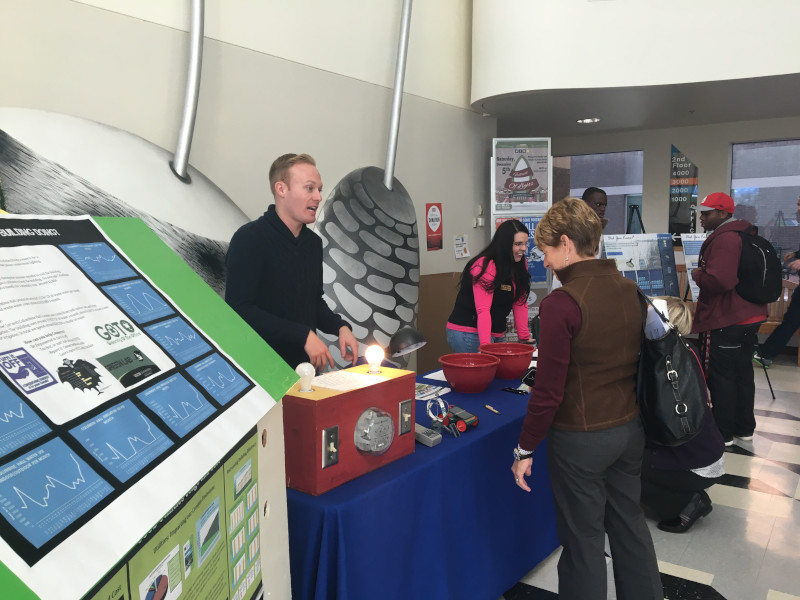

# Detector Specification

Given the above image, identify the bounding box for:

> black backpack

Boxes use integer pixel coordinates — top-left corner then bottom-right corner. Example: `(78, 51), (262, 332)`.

(736, 225), (782, 304)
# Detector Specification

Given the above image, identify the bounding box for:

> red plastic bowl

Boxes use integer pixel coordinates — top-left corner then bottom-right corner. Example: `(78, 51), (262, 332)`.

(479, 342), (535, 380)
(438, 353), (500, 393)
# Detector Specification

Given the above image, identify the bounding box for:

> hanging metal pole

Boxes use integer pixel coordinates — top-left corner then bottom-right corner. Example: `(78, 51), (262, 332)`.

(170, 0), (205, 183)
(383, 0), (413, 191)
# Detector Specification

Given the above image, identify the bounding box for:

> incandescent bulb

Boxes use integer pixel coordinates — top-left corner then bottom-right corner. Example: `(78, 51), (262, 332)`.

(364, 345), (385, 374)
(295, 362), (315, 392)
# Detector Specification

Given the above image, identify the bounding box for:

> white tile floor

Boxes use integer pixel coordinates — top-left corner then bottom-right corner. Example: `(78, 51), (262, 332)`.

(504, 354), (800, 600)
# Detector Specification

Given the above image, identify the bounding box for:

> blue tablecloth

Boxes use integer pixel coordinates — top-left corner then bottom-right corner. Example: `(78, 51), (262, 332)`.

(286, 376), (559, 600)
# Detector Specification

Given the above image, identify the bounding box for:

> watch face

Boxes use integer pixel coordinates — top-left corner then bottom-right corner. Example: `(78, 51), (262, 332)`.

(354, 407), (395, 455)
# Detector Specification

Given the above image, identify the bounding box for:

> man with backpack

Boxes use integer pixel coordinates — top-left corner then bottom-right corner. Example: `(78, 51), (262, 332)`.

(691, 192), (769, 447)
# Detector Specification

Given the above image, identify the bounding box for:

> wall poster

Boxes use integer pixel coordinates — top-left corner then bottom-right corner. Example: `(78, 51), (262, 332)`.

(425, 203), (443, 251)
(491, 139), (551, 215)
(0, 215), (276, 600)
(668, 145), (699, 245)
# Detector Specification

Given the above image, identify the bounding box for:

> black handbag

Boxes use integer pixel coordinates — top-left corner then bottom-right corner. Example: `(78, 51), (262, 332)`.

(636, 289), (706, 446)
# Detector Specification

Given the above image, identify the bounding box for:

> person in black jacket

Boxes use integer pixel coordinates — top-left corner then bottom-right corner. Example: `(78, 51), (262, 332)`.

(225, 153), (358, 371)
(754, 194), (800, 368)
(640, 297), (725, 533)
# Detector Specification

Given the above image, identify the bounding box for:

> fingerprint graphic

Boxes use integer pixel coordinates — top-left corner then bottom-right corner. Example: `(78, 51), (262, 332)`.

(317, 167), (419, 367)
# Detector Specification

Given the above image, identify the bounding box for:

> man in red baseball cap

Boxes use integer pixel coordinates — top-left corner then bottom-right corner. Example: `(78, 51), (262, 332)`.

(691, 192), (768, 447)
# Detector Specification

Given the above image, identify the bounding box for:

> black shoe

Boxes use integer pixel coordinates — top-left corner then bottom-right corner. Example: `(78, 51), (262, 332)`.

(657, 493), (712, 533)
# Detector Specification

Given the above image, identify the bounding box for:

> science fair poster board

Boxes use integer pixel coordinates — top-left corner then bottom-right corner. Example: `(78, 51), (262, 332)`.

(0, 215), (295, 600)
(491, 139), (551, 216)
(680, 232), (707, 301)
(602, 233), (680, 296)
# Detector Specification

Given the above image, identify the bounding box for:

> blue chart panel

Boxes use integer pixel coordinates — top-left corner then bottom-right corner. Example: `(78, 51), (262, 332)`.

(60, 242), (136, 283)
(0, 383), (51, 456)
(0, 438), (114, 548)
(102, 279), (174, 324)
(69, 400), (173, 483)
(137, 374), (217, 438)
(145, 317), (212, 365)
(186, 354), (249, 406)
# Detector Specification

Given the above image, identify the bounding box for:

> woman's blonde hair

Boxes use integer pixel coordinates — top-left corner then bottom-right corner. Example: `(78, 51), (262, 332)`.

(654, 296), (693, 336)
(533, 197), (603, 257)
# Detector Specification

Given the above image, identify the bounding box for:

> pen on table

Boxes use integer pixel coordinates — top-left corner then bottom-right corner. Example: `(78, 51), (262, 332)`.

(484, 404), (501, 415)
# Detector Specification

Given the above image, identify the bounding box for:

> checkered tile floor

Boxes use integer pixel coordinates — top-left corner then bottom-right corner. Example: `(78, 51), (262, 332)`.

(502, 354), (800, 600)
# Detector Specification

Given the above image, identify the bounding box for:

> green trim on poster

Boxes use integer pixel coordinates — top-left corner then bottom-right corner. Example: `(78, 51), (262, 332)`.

(94, 217), (297, 400)
(0, 560), (39, 600)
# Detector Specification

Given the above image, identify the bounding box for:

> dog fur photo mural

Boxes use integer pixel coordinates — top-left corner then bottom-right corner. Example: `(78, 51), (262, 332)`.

(0, 109), (249, 297)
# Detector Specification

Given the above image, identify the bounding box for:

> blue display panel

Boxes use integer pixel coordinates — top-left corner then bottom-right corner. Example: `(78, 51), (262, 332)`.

(102, 279), (175, 324)
(0, 382), (51, 455)
(0, 438), (114, 548)
(69, 400), (174, 483)
(144, 317), (212, 364)
(186, 353), (250, 406)
(60, 242), (136, 283)
(137, 374), (217, 438)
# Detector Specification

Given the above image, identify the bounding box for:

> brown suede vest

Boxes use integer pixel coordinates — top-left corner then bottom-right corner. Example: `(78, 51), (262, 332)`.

(552, 259), (641, 431)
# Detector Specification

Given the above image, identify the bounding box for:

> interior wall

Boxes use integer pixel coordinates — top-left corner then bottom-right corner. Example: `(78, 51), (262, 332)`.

(539, 116), (800, 244)
(0, 0), (496, 277)
(72, 0), (473, 109)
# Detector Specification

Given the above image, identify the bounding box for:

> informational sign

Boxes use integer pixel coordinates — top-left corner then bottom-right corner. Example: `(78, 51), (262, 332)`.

(454, 234), (470, 259)
(603, 233), (680, 296)
(0, 215), (276, 600)
(425, 203), (443, 251)
(495, 216), (548, 286)
(668, 145), (699, 245)
(681, 232), (707, 301)
(492, 139), (551, 215)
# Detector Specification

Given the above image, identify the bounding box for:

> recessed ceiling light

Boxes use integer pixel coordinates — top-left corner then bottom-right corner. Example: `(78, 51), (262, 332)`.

(577, 117), (601, 124)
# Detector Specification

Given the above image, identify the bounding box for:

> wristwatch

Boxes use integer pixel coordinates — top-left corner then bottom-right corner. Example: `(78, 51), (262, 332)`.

(513, 446), (533, 461)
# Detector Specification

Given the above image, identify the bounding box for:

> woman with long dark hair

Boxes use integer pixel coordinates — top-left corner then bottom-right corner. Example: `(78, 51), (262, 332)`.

(445, 219), (532, 353)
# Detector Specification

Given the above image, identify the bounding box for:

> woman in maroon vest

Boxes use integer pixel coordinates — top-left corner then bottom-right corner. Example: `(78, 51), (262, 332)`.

(511, 198), (663, 600)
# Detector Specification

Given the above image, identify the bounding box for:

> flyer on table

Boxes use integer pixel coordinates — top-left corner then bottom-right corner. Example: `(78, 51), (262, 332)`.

(0, 215), (275, 600)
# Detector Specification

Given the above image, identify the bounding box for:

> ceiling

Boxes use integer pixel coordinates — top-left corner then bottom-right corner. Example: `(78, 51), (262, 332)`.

(478, 73), (800, 139)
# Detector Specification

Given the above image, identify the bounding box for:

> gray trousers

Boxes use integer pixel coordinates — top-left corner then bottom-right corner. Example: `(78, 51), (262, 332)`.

(548, 419), (664, 600)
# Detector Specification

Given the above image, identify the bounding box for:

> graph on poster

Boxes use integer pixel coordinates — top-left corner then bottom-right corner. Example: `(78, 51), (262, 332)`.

(187, 353), (249, 406)
(0, 383), (51, 455)
(0, 438), (114, 548)
(137, 374), (216, 438)
(69, 400), (173, 483)
(60, 242), (137, 283)
(145, 317), (212, 365)
(102, 279), (174, 324)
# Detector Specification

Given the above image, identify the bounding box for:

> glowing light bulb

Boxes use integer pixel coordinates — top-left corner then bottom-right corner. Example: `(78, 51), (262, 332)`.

(295, 362), (315, 392)
(364, 345), (385, 374)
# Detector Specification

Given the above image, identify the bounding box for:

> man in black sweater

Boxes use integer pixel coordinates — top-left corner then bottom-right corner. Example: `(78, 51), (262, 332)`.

(225, 153), (358, 371)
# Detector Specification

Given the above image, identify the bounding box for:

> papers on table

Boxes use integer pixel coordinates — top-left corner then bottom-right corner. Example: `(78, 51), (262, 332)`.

(415, 383), (451, 401)
(312, 370), (388, 391)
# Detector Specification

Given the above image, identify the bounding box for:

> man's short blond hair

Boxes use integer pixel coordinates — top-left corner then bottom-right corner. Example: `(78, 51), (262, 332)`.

(533, 196), (603, 257)
(268, 153), (316, 197)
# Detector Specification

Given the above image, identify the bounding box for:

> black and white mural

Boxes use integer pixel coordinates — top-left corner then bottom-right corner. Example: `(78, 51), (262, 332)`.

(0, 108), (249, 296)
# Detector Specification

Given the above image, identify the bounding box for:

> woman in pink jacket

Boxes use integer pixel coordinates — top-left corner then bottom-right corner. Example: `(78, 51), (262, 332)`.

(445, 219), (532, 353)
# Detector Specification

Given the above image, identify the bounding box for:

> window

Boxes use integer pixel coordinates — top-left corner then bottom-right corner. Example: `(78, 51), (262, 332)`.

(552, 150), (644, 235)
(731, 140), (800, 259)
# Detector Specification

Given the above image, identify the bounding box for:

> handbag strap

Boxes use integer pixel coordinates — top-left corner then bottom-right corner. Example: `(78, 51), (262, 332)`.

(635, 286), (678, 333)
